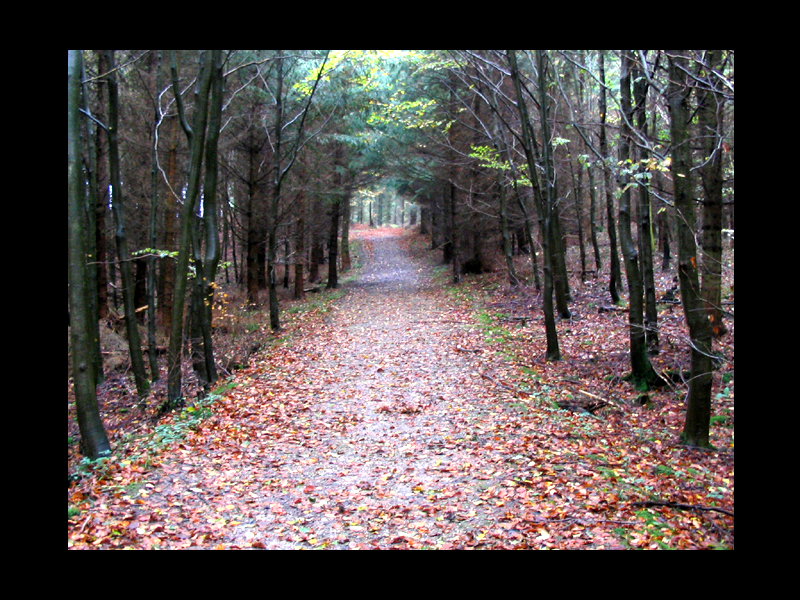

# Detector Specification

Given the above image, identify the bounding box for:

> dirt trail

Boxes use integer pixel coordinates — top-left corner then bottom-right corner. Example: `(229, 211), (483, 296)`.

(138, 229), (522, 549)
(72, 228), (733, 549)
(230, 230), (506, 548)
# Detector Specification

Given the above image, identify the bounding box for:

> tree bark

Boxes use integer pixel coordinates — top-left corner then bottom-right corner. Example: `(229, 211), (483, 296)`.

(598, 51), (622, 305)
(667, 50), (714, 448)
(69, 50), (111, 459)
(698, 50), (729, 338)
(165, 50), (214, 409)
(327, 193), (341, 289)
(508, 49), (559, 361)
(103, 50), (150, 399)
(190, 49), (224, 392)
(294, 194), (306, 300)
(632, 53), (659, 352)
(79, 53), (105, 384)
(267, 52), (284, 331)
(619, 50), (658, 389)
(147, 51), (161, 381)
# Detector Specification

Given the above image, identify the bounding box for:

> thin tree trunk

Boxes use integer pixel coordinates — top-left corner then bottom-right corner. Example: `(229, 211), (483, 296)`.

(146, 51), (161, 381)
(341, 190), (352, 272)
(536, 51), (571, 321)
(599, 51), (622, 304)
(103, 50), (150, 400)
(508, 49), (559, 360)
(327, 193), (341, 289)
(79, 55), (105, 384)
(196, 49), (224, 389)
(159, 114), (179, 332)
(632, 54), (659, 352)
(245, 137), (261, 307)
(165, 50), (214, 409)
(572, 160), (587, 282)
(619, 50), (658, 389)
(587, 161), (602, 274)
(499, 174), (519, 286)
(294, 197), (306, 299)
(267, 53), (284, 331)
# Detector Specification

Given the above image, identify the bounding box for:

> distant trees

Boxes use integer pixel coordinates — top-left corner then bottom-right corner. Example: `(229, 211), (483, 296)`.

(386, 50), (733, 447)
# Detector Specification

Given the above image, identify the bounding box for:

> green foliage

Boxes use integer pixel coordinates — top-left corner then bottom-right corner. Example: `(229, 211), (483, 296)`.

(132, 248), (179, 260)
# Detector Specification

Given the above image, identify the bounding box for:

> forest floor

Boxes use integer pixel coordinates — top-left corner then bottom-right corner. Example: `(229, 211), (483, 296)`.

(68, 227), (734, 549)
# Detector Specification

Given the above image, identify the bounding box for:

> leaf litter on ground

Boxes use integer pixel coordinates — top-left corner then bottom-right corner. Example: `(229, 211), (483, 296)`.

(69, 227), (733, 549)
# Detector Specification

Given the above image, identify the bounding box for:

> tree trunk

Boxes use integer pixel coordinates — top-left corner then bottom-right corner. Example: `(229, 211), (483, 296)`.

(499, 173), (519, 286)
(632, 54), (659, 352)
(668, 50), (714, 448)
(69, 50), (111, 459)
(327, 193), (341, 289)
(508, 49), (559, 361)
(599, 51), (622, 305)
(245, 137), (262, 307)
(165, 50), (214, 409)
(146, 51), (161, 381)
(191, 49), (224, 390)
(698, 50), (729, 338)
(619, 51), (658, 389)
(536, 51), (571, 322)
(103, 50), (150, 399)
(267, 53), (284, 331)
(587, 161), (602, 274)
(572, 160), (588, 282)
(341, 190), (352, 272)
(79, 53), (105, 384)
(294, 196), (306, 300)
(159, 114), (179, 332)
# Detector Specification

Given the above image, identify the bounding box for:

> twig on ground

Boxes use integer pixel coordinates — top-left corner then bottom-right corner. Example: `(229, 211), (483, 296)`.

(630, 500), (734, 518)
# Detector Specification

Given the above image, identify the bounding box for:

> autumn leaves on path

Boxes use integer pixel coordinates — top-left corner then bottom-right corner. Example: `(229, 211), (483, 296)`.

(70, 229), (733, 549)
(178, 229), (525, 549)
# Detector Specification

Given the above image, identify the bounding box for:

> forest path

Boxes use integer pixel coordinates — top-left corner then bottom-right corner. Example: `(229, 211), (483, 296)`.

(70, 228), (734, 549)
(137, 228), (538, 549)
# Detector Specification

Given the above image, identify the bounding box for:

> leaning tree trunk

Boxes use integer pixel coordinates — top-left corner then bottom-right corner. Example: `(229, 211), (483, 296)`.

(69, 50), (111, 459)
(165, 50), (214, 410)
(508, 49), (559, 361)
(104, 50), (150, 400)
(668, 50), (714, 448)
